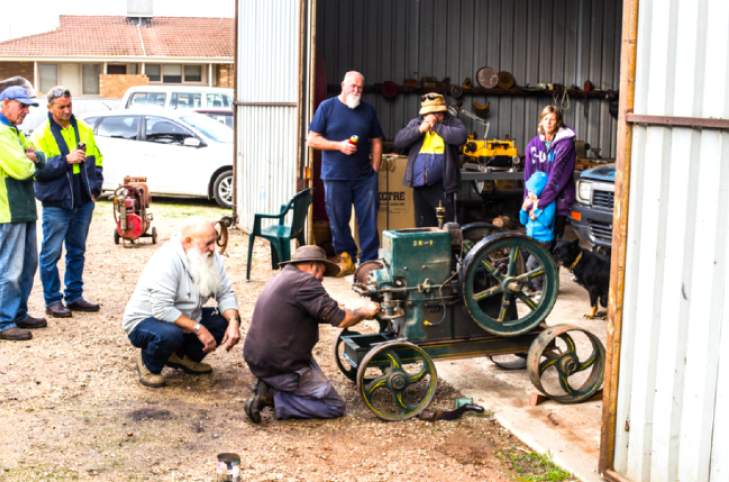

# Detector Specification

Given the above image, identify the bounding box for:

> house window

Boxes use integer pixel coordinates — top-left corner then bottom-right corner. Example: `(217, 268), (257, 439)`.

(162, 64), (182, 83)
(39, 64), (58, 94)
(184, 65), (202, 82)
(107, 65), (127, 75)
(129, 64), (138, 75)
(82, 64), (100, 95)
(146, 65), (161, 82)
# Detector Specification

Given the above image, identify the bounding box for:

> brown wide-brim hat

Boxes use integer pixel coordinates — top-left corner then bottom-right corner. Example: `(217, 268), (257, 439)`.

(419, 93), (448, 115)
(279, 245), (341, 277)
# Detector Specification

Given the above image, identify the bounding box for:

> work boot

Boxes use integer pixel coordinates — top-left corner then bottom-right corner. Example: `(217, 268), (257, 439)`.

(136, 351), (165, 388)
(46, 302), (72, 318)
(245, 378), (273, 424)
(0, 326), (32, 341)
(66, 298), (100, 312)
(17, 315), (48, 329)
(166, 353), (213, 375)
(336, 252), (356, 278)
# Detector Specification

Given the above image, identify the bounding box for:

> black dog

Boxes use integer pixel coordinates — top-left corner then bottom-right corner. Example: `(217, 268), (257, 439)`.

(552, 239), (610, 319)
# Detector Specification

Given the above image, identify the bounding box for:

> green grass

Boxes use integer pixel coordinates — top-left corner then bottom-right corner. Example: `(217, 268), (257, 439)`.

(501, 449), (573, 482)
(95, 196), (231, 219)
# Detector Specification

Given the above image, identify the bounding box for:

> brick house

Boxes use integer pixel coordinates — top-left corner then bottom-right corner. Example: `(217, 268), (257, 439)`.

(0, 14), (234, 98)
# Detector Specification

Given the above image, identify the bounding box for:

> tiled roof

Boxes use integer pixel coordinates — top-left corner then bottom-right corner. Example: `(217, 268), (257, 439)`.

(0, 16), (234, 58)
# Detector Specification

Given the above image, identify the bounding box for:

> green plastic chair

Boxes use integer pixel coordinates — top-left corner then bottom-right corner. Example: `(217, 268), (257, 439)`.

(246, 188), (314, 282)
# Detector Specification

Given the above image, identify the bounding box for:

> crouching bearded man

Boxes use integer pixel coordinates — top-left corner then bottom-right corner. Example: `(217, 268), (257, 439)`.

(123, 217), (240, 388)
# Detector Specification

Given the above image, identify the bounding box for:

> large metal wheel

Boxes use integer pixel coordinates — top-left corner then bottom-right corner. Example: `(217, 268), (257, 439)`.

(527, 324), (606, 403)
(333, 328), (360, 382)
(356, 341), (437, 421)
(462, 233), (558, 336)
(460, 222), (505, 255)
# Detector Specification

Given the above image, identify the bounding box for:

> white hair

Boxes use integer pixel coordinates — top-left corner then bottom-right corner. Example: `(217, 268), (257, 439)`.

(342, 71), (364, 84)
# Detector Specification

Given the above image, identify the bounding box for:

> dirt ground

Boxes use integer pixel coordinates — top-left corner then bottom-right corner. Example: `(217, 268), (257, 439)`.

(0, 198), (580, 482)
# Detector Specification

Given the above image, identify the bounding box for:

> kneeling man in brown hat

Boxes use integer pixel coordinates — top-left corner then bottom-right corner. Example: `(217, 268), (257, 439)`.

(243, 245), (380, 423)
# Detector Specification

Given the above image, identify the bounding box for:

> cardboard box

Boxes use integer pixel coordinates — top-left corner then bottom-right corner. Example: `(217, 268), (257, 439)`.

(350, 155), (414, 250)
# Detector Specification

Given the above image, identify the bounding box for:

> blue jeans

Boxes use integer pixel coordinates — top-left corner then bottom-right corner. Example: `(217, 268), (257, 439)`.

(127, 308), (228, 374)
(0, 222), (37, 332)
(324, 170), (379, 262)
(261, 357), (346, 419)
(39, 202), (95, 306)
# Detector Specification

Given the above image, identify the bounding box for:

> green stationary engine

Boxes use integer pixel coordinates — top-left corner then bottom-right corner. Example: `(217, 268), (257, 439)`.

(334, 223), (606, 421)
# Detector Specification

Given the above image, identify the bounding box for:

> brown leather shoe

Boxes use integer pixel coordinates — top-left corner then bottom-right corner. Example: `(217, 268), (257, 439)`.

(0, 326), (32, 341)
(66, 299), (100, 312)
(46, 303), (72, 318)
(17, 316), (48, 329)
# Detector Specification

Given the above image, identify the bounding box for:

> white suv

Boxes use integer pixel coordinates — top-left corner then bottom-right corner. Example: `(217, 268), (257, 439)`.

(119, 86), (234, 110)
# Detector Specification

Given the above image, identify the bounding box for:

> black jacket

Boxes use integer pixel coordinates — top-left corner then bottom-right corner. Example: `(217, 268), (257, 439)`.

(394, 114), (467, 194)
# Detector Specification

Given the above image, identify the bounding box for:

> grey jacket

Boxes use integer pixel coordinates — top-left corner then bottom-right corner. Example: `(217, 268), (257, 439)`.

(122, 235), (239, 335)
(394, 114), (467, 194)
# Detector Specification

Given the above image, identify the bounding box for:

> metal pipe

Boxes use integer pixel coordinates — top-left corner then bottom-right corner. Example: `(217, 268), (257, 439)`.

(599, 0), (639, 476)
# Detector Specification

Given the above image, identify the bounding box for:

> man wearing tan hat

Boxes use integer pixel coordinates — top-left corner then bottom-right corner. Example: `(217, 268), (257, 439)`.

(243, 245), (380, 423)
(394, 93), (467, 227)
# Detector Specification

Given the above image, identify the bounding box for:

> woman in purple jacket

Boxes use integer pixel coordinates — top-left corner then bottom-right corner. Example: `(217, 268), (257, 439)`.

(523, 105), (576, 239)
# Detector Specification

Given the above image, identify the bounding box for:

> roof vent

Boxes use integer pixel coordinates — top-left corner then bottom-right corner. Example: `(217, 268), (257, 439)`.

(127, 0), (153, 18)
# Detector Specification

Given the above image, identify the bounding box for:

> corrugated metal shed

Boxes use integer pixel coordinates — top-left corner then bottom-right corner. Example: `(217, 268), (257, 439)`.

(317, 0), (621, 158)
(607, 0), (729, 480)
(235, 0), (302, 231)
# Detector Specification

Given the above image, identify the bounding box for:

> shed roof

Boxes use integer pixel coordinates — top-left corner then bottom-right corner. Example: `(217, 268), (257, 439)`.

(0, 16), (234, 58)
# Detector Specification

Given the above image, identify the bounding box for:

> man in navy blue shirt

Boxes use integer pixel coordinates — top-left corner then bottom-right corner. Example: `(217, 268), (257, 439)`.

(308, 71), (383, 275)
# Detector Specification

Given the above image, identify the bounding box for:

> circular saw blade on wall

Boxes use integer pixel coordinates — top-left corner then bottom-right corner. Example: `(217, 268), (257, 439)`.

(476, 67), (499, 89)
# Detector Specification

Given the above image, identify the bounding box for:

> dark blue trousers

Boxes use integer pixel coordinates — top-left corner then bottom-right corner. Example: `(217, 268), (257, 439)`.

(323, 169), (379, 262)
(127, 308), (228, 373)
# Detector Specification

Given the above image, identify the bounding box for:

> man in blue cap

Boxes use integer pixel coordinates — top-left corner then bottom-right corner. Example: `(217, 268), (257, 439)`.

(0, 86), (47, 341)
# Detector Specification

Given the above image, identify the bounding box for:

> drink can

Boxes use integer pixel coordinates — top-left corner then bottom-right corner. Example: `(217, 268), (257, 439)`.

(349, 135), (359, 145)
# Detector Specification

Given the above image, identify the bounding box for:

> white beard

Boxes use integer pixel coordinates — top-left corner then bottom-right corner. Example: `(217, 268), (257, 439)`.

(186, 247), (221, 298)
(345, 93), (361, 109)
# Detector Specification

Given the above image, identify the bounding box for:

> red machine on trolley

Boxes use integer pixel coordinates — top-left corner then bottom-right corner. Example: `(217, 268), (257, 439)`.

(113, 176), (157, 245)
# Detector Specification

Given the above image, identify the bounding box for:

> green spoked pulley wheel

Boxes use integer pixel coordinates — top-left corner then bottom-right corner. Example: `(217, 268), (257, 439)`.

(461, 233), (559, 336)
(527, 324), (606, 403)
(356, 341), (438, 421)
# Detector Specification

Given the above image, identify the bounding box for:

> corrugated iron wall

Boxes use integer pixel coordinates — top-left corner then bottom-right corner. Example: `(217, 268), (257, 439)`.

(316, 0), (621, 158)
(236, 0), (301, 231)
(611, 0), (729, 481)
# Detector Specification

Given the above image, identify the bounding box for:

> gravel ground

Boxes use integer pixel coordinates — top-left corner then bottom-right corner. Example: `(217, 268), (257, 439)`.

(0, 198), (576, 482)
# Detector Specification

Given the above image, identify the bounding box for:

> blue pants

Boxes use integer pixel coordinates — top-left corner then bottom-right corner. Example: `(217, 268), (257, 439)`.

(261, 357), (346, 420)
(39, 202), (95, 307)
(0, 222), (37, 332)
(127, 308), (228, 374)
(324, 170), (379, 262)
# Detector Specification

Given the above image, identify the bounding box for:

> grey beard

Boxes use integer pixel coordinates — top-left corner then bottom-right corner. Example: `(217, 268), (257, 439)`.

(187, 249), (222, 298)
(346, 93), (361, 109)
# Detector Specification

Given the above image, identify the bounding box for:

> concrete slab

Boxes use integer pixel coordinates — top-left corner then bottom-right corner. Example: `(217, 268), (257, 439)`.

(322, 246), (607, 482)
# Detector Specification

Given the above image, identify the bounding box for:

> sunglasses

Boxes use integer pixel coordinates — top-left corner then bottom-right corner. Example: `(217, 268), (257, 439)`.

(420, 94), (443, 101)
(51, 89), (71, 98)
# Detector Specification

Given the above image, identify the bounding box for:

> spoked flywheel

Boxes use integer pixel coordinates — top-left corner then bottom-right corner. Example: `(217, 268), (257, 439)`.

(461, 233), (558, 336)
(527, 324), (606, 403)
(356, 341), (438, 421)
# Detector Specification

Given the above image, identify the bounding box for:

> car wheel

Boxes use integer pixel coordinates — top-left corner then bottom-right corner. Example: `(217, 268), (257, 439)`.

(212, 169), (233, 209)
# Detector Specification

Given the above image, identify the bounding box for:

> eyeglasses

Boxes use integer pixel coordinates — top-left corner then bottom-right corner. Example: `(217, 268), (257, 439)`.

(50, 89), (71, 99)
(420, 94), (443, 101)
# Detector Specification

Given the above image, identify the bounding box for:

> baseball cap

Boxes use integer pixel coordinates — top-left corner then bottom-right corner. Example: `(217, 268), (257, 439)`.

(0, 86), (39, 107)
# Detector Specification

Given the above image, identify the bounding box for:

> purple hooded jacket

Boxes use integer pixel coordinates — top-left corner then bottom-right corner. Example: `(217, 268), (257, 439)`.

(523, 125), (577, 217)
